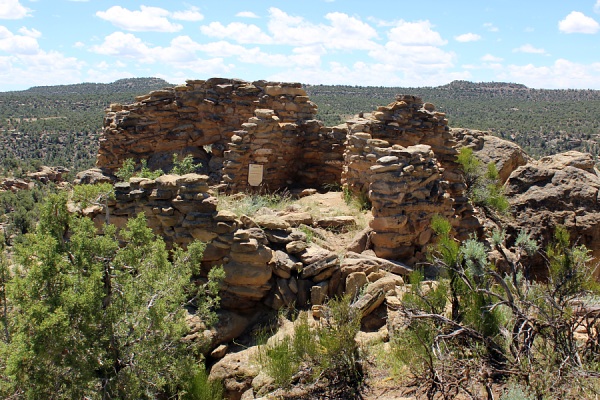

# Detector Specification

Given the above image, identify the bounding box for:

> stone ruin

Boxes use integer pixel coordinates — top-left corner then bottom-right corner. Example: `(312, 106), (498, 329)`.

(100, 78), (344, 190)
(91, 77), (485, 313)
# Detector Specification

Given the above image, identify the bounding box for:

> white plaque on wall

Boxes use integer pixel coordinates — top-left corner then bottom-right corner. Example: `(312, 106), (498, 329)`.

(248, 164), (264, 186)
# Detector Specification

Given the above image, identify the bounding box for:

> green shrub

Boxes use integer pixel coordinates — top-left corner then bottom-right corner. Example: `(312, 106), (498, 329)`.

(457, 147), (510, 214)
(182, 367), (224, 400)
(171, 154), (202, 175)
(259, 296), (364, 397)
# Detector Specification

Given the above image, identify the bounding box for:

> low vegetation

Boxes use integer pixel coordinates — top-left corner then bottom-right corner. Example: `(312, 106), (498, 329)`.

(258, 295), (365, 398)
(0, 191), (224, 399)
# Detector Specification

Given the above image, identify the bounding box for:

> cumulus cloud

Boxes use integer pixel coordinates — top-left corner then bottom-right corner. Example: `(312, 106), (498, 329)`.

(171, 7), (204, 22)
(386, 20), (446, 46)
(513, 44), (546, 54)
(236, 11), (259, 18)
(18, 26), (41, 38)
(558, 11), (599, 34)
(497, 59), (600, 89)
(96, 6), (183, 32)
(200, 22), (272, 44)
(595, 0), (600, 13)
(0, 0), (31, 19)
(89, 32), (235, 76)
(367, 20), (453, 72)
(481, 54), (503, 62)
(455, 33), (481, 42)
(0, 50), (85, 88)
(90, 32), (154, 61)
(0, 26), (39, 54)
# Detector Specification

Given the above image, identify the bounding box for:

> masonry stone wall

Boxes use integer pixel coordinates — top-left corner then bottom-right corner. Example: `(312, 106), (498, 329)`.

(99, 78), (319, 184)
(88, 172), (409, 312)
(342, 95), (480, 242)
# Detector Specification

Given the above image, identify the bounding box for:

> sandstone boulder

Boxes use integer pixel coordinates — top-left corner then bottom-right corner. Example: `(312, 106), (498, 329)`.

(451, 128), (530, 184)
(505, 151), (600, 277)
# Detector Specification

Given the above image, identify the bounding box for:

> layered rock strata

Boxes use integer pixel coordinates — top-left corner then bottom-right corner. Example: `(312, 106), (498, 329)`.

(505, 151), (600, 278)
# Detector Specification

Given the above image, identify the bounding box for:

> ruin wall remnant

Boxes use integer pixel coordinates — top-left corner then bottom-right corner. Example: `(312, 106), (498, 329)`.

(99, 78), (344, 187)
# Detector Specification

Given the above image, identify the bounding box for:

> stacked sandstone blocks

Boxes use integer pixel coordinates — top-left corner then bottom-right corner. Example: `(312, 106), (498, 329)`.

(343, 95), (479, 245)
(368, 145), (455, 263)
(99, 79), (318, 183)
(221, 109), (301, 192)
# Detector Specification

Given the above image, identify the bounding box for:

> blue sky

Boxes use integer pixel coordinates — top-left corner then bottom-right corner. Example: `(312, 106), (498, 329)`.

(1, 0), (600, 91)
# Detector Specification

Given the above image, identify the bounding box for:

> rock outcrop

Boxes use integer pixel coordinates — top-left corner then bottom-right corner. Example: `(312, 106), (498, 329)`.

(26, 165), (69, 184)
(505, 151), (600, 278)
(452, 128), (530, 184)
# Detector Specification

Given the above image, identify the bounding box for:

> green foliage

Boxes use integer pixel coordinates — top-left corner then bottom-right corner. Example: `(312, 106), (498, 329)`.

(171, 153), (203, 175)
(181, 367), (224, 400)
(0, 193), (223, 399)
(343, 186), (371, 211)
(115, 158), (163, 182)
(115, 158), (135, 182)
(71, 182), (114, 209)
(500, 382), (535, 400)
(216, 191), (293, 217)
(0, 78), (170, 174)
(392, 222), (600, 397)
(137, 159), (164, 179)
(306, 83), (600, 161)
(457, 147), (510, 214)
(259, 295), (364, 397)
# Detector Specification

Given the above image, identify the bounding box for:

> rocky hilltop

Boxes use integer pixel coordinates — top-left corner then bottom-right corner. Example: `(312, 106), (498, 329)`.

(77, 77), (600, 399)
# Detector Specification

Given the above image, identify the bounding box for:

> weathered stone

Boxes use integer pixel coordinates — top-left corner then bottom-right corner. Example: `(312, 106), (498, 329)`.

(223, 260), (272, 286)
(345, 272), (368, 298)
(311, 282), (329, 305)
(254, 215), (291, 230)
(286, 240), (308, 254)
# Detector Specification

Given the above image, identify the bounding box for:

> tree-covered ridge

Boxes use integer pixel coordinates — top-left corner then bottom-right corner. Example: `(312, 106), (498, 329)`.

(306, 81), (600, 159)
(1, 79), (599, 176)
(0, 78), (171, 174)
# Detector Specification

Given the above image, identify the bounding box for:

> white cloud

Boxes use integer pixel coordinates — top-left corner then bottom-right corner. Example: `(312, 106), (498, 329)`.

(18, 26), (41, 38)
(171, 7), (204, 22)
(0, 25), (39, 54)
(497, 59), (600, 89)
(0, 0), (30, 19)
(268, 60), (469, 87)
(266, 8), (378, 49)
(483, 22), (499, 32)
(73, 41), (85, 48)
(513, 44), (546, 54)
(200, 22), (272, 44)
(386, 20), (446, 46)
(558, 11), (599, 34)
(0, 50), (85, 88)
(90, 32), (235, 76)
(236, 11), (259, 18)
(96, 6), (182, 32)
(455, 33), (481, 42)
(368, 20), (452, 69)
(481, 54), (503, 62)
(595, 0), (600, 13)
(90, 32), (154, 61)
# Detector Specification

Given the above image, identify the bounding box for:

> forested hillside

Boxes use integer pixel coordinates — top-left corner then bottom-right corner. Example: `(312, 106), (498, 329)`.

(1, 79), (599, 178)
(0, 78), (170, 175)
(306, 80), (600, 159)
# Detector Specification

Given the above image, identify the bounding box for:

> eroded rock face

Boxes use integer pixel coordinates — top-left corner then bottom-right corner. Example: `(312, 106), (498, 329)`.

(505, 151), (600, 278)
(451, 128), (530, 184)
